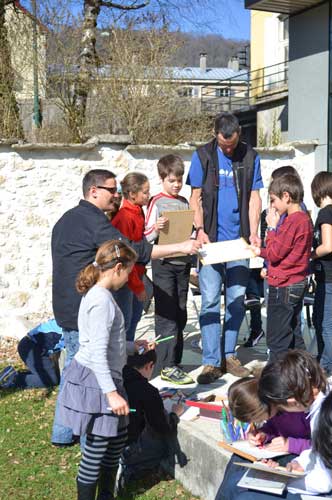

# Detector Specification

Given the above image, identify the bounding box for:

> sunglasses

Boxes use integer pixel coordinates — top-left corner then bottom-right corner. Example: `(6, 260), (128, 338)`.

(97, 185), (117, 194)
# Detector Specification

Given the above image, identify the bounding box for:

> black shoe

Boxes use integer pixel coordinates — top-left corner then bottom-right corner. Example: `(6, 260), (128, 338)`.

(96, 466), (117, 500)
(243, 329), (265, 347)
(77, 479), (97, 500)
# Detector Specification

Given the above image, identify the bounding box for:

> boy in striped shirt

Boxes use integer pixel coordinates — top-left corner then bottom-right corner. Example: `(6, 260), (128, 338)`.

(253, 173), (313, 362)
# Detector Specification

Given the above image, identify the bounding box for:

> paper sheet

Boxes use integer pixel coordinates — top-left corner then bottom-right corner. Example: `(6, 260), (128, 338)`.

(234, 461), (306, 479)
(199, 238), (256, 265)
(230, 440), (289, 460)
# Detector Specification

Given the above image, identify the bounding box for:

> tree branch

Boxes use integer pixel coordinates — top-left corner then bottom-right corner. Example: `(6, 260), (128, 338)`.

(99, 0), (149, 10)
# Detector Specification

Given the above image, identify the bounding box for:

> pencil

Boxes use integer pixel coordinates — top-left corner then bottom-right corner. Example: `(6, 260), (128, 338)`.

(155, 335), (175, 344)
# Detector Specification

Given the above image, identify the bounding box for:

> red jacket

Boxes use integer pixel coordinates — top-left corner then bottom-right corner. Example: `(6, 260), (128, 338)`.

(260, 211), (312, 287)
(112, 199), (145, 295)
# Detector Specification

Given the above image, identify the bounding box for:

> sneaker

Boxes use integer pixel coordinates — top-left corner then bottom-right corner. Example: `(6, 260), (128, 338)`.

(0, 366), (17, 387)
(160, 366), (194, 385)
(243, 329), (265, 348)
(196, 365), (223, 384)
(190, 338), (202, 351)
(224, 356), (251, 377)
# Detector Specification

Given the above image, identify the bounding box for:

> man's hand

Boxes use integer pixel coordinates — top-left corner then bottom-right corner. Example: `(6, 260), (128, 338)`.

(266, 208), (280, 229)
(265, 436), (289, 452)
(250, 234), (261, 247)
(107, 391), (129, 416)
(197, 229), (210, 245)
(179, 239), (202, 255)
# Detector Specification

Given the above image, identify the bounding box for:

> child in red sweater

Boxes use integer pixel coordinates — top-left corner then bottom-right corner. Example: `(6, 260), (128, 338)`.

(112, 173), (150, 340)
(253, 173), (313, 362)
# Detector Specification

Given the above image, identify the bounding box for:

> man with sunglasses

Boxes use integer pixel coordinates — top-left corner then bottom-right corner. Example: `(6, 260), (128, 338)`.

(187, 112), (263, 383)
(51, 169), (200, 446)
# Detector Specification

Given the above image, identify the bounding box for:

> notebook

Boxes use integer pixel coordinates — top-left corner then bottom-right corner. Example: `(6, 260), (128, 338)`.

(238, 468), (286, 495)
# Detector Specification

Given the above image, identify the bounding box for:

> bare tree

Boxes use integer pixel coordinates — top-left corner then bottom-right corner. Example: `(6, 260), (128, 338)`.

(0, 0), (24, 139)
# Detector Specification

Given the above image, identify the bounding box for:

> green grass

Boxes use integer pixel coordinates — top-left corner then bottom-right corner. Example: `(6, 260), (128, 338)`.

(0, 386), (199, 500)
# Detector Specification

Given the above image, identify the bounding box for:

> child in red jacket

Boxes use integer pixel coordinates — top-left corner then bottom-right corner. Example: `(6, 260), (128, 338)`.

(112, 173), (150, 340)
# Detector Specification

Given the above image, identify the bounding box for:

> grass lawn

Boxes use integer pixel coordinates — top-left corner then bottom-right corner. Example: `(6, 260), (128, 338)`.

(0, 385), (200, 500)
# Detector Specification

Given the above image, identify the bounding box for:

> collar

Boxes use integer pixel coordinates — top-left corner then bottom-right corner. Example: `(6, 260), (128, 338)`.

(121, 198), (143, 214)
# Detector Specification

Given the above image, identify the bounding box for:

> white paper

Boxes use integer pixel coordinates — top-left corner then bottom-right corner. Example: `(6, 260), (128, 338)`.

(163, 398), (199, 421)
(238, 469), (286, 495)
(199, 238), (256, 265)
(230, 440), (288, 460)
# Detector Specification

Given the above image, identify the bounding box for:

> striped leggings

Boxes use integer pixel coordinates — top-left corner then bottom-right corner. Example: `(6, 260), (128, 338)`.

(78, 428), (128, 484)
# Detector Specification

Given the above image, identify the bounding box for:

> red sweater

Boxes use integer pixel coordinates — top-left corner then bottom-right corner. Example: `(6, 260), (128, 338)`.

(112, 199), (145, 295)
(260, 211), (312, 287)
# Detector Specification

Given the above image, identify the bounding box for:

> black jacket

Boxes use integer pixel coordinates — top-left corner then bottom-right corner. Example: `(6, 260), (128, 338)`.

(123, 365), (178, 444)
(52, 200), (152, 331)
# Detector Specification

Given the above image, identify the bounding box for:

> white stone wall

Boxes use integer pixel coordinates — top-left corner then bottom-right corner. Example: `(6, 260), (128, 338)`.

(0, 138), (318, 336)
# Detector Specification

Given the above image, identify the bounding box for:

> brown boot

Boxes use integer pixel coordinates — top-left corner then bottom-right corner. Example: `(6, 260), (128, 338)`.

(224, 356), (251, 377)
(197, 365), (223, 384)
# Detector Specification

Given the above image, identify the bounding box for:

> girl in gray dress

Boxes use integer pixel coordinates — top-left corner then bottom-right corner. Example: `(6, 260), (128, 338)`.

(58, 239), (148, 500)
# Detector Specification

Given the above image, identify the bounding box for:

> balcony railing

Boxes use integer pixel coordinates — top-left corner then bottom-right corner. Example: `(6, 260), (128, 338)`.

(201, 60), (288, 114)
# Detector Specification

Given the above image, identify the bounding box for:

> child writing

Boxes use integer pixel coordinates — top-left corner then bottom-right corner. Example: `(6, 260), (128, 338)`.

(121, 350), (184, 485)
(253, 174), (313, 362)
(311, 171), (332, 375)
(144, 154), (194, 384)
(112, 173), (150, 341)
(215, 376), (311, 500)
(58, 240), (149, 500)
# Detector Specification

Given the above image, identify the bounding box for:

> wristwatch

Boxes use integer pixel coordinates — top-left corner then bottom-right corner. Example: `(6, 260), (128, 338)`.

(266, 226), (276, 232)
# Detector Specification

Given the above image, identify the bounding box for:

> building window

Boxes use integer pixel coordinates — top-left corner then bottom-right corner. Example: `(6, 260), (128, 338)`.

(215, 87), (229, 97)
(178, 87), (194, 97)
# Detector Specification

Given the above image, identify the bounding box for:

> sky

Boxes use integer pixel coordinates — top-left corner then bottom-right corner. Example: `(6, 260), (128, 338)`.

(176, 0), (250, 40)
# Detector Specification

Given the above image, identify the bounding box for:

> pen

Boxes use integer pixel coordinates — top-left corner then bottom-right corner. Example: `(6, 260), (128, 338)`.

(155, 335), (175, 344)
(107, 407), (136, 416)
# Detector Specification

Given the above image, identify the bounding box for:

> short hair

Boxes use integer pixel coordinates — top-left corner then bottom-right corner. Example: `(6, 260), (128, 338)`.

(82, 169), (116, 197)
(258, 350), (327, 409)
(126, 349), (157, 369)
(214, 112), (240, 138)
(120, 172), (148, 199)
(268, 173), (304, 203)
(313, 391), (332, 469)
(228, 377), (270, 423)
(271, 165), (298, 180)
(311, 171), (332, 207)
(157, 154), (184, 180)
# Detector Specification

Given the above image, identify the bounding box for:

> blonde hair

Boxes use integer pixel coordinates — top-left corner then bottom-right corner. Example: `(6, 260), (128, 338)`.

(228, 377), (270, 423)
(76, 240), (137, 294)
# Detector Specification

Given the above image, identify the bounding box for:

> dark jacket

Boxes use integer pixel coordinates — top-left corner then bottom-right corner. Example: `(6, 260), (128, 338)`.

(123, 365), (178, 444)
(196, 138), (257, 242)
(52, 200), (152, 331)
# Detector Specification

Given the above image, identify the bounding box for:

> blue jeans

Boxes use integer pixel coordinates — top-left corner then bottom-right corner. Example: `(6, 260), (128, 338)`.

(199, 259), (249, 366)
(51, 329), (79, 444)
(113, 285), (144, 341)
(313, 281), (332, 375)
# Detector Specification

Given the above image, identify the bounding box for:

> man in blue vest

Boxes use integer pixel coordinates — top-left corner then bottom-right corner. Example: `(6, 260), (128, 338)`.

(187, 113), (263, 384)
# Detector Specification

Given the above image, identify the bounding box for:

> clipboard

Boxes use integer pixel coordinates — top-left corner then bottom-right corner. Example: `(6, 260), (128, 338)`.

(199, 238), (256, 265)
(233, 461), (306, 479)
(157, 209), (194, 256)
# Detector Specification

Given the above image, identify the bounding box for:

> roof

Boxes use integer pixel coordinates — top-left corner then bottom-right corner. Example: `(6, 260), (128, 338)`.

(245, 0), (325, 14)
(170, 67), (248, 81)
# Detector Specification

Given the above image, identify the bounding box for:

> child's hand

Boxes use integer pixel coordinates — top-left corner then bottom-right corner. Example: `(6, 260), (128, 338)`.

(154, 216), (168, 232)
(260, 267), (267, 279)
(261, 458), (279, 468)
(286, 461), (304, 473)
(266, 208), (280, 228)
(248, 431), (266, 447)
(134, 339), (150, 353)
(265, 436), (289, 452)
(107, 391), (129, 416)
(137, 290), (148, 302)
(172, 403), (185, 416)
(250, 245), (261, 256)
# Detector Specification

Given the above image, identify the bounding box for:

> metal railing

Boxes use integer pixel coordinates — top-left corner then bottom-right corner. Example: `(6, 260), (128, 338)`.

(200, 60), (288, 114)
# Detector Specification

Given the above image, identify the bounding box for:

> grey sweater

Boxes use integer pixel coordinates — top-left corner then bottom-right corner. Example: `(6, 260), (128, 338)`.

(75, 284), (134, 393)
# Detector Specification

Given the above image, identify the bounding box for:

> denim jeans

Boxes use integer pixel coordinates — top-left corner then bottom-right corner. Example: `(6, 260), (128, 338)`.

(113, 285), (144, 341)
(199, 259), (249, 366)
(267, 281), (306, 363)
(51, 329), (79, 444)
(16, 333), (61, 388)
(313, 281), (332, 375)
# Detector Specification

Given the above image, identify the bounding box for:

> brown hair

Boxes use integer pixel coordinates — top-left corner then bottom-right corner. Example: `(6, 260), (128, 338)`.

(271, 165), (298, 180)
(120, 172), (148, 199)
(228, 377), (270, 423)
(258, 349), (327, 409)
(76, 240), (137, 294)
(82, 169), (116, 197)
(269, 173), (304, 203)
(157, 154), (185, 180)
(311, 171), (332, 207)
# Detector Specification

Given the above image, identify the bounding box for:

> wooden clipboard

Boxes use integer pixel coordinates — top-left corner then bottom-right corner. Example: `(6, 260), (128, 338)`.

(157, 210), (194, 256)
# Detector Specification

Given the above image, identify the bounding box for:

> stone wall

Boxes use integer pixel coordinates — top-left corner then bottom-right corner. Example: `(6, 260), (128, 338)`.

(0, 137), (318, 337)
